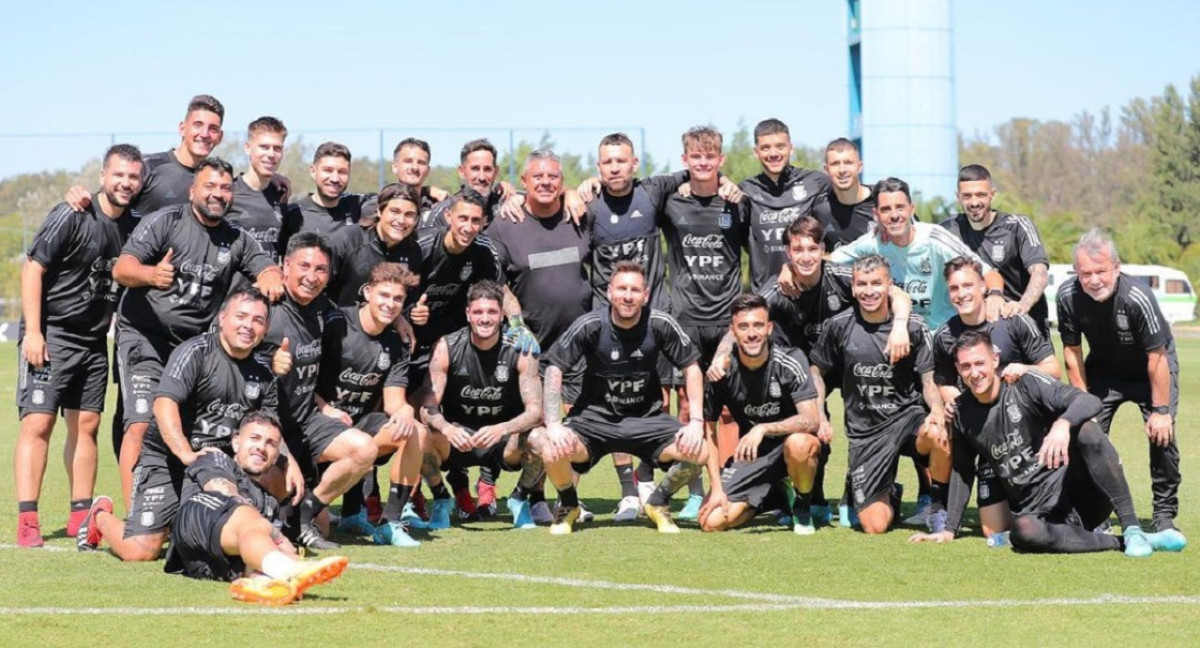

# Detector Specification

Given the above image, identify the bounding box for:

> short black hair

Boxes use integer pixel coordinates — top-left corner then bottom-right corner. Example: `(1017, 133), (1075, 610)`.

(187, 94), (225, 122)
(958, 164), (992, 184)
(394, 137), (430, 158)
(753, 118), (789, 143)
(460, 139), (498, 164)
(952, 329), (995, 360)
(313, 141), (351, 164)
(872, 177), (912, 204)
(103, 144), (143, 168)
(220, 286), (269, 313)
(449, 187), (488, 211)
(239, 410), (282, 434)
(285, 231), (332, 262)
(730, 293), (768, 318)
(195, 156), (234, 178)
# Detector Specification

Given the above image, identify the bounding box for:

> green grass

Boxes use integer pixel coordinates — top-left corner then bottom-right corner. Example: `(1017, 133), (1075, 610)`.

(0, 339), (1197, 647)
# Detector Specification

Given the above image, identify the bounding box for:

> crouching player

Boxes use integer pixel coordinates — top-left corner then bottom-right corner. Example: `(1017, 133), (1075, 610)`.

(165, 411), (349, 605)
(419, 281), (545, 529)
(910, 331), (1187, 556)
(698, 295), (823, 534)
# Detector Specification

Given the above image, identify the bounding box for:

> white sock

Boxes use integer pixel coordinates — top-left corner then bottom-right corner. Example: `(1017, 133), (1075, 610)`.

(260, 551), (301, 580)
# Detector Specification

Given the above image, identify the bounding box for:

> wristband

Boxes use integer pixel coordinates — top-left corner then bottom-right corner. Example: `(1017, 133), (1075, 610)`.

(986, 289), (1003, 298)
(1151, 405), (1171, 415)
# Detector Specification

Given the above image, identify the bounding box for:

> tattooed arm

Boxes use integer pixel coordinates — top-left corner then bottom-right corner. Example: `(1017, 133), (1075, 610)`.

(755, 399), (821, 436)
(420, 339), (451, 434)
(543, 364), (565, 426)
(481, 354), (543, 438)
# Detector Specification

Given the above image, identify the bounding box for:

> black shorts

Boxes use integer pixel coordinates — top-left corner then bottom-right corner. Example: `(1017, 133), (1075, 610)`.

(286, 414), (355, 482)
(975, 460), (1006, 508)
(847, 408), (926, 512)
(565, 409), (679, 474)
(125, 448), (185, 537)
(17, 335), (108, 416)
(164, 492), (247, 582)
(443, 429), (523, 472)
(660, 323), (725, 387)
(116, 328), (173, 427)
(720, 438), (788, 510)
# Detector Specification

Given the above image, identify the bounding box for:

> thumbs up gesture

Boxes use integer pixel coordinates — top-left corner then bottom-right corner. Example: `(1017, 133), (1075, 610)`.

(154, 248), (176, 289)
(410, 293), (430, 326)
(271, 336), (293, 376)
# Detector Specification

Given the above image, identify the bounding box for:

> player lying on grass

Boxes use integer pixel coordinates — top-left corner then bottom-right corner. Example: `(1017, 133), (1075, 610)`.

(909, 330), (1187, 556)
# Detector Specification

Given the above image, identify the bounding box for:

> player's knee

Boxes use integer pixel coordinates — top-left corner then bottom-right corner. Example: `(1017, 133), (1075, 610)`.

(346, 431), (378, 468)
(784, 434), (819, 461)
(1075, 421), (1107, 452)
(119, 535), (165, 562)
(700, 511), (727, 533)
(1009, 514), (1046, 550)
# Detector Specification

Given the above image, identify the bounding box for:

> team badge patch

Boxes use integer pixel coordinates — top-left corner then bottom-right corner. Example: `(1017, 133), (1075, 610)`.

(32, 389), (45, 406)
(792, 185), (808, 201)
(244, 382), (261, 400)
(216, 246), (231, 266)
(979, 482), (990, 500)
(460, 263), (473, 281)
(1116, 313), (1129, 330)
(919, 256), (932, 275)
(827, 294), (841, 310)
(377, 351), (391, 371)
(719, 211), (732, 229)
(1006, 402), (1022, 423)
(495, 365), (509, 383)
(135, 398), (150, 414)
(990, 244), (1006, 263)
(610, 214), (620, 224)
(140, 512), (155, 528)
(769, 381), (782, 398)
(610, 348), (620, 361)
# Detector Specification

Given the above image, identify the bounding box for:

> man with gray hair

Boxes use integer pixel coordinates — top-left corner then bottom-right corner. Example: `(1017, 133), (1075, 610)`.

(1056, 227), (1181, 532)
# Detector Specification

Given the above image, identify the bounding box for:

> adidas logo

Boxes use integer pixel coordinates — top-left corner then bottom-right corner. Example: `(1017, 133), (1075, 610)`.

(630, 349), (644, 358)
(631, 209), (644, 219)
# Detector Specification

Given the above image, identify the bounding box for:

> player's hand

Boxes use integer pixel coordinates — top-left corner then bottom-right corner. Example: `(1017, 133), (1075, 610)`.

(154, 248), (176, 290)
(181, 446), (222, 466)
(503, 323), (541, 356)
(562, 189), (586, 225)
(885, 325), (911, 364)
(1146, 412), (1174, 448)
(697, 490), (728, 525)
(778, 263), (802, 298)
(985, 294), (1005, 322)
(65, 185), (92, 211)
(1000, 300), (1026, 318)
(1000, 363), (1031, 383)
(385, 410), (418, 443)
(908, 530), (955, 544)
(322, 405), (353, 426)
(922, 413), (948, 445)
(497, 181), (516, 200)
(817, 418), (833, 444)
(706, 353), (731, 381)
(677, 181), (693, 198)
(674, 420), (705, 459)
(445, 425), (474, 453)
(472, 425), (505, 450)
(543, 423), (574, 463)
(255, 268), (284, 302)
(717, 176), (743, 202)
(429, 186), (450, 202)
(735, 425), (767, 462)
(410, 294), (430, 326)
(22, 331), (49, 369)
(284, 457), (305, 505)
(943, 397), (958, 425)
(577, 177), (602, 202)
(271, 337), (292, 376)
(498, 193), (526, 223)
(1037, 419), (1071, 469)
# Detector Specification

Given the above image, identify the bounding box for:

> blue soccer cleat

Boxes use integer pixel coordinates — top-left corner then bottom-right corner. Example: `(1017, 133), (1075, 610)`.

(372, 520), (420, 548)
(428, 498), (454, 530)
(507, 496), (537, 530)
(1146, 528), (1187, 553)
(677, 494), (704, 521)
(1123, 526), (1153, 558)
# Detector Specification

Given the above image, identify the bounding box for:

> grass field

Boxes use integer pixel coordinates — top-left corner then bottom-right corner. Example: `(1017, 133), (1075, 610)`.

(0, 339), (1197, 648)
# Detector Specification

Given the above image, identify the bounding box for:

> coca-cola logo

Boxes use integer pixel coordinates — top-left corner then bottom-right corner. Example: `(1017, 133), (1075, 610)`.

(460, 385), (503, 401)
(682, 233), (725, 249)
(852, 363), (893, 379)
(178, 260), (219, 281)
(339, 367), (381, 387)
(743, 402), (781, 419)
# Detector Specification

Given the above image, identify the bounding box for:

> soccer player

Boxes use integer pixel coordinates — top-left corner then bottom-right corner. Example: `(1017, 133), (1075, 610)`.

(426, 139), (516, 234)
(286, 142), (371, 235)
(317, 263), (424, 547)
(228, 116), (292, 264)
(15, 144), (144, 547)
(360, 137), (445, 236)
(941, 164), (1052, 333)
(911, 331), (1187, 556)
(112, 157), (282, 508)
(932, 256), (1059, 540)
(808, 255), (949, 535)
(827, 177), (1004, 331)
(697, 295), (823, 534)
(1057, 228), (1182, 532)
(162, 411), (349, 605)
(326, 182), (424, 306)
(78, 288), (284, 560)
(419, 281), (546, 529)
(739, 118), (832, 292)
(534, 260), (707, 535)
(812, 138), (875, 251)
(263, 233), (383, 550)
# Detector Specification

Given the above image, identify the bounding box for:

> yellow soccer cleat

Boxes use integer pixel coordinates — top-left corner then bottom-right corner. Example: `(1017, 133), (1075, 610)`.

(290, 555), (350, 598)
(230, 575), (298, 606)
(644, 504), (680, 534)
(549, 506), (581, 535)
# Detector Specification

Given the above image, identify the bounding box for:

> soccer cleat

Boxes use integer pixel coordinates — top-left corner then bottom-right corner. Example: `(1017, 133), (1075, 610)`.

(838, 503), (859, 528)
(903, 494), (933, 525)
(477, 481), (498, 517)
(66, 508), (88, 538)
(427, 498), (454, 530)
(507, 496), (537, 530)
(613, 495), (642, 522)
(1146, 528), (1188, 553)
(792, 506), (816, 536)
(810, 504), (833, 527)
(677, 494), (704, 521)
(400, 502), (430, 530)
(335, 510), (376, 536)
(290, 555), (350, 598)
(365, 495), (384, 525)
(644, 504), (681, 534)
(372, 520), (420, 548)
(76, 495), (113, 551)
(531, 501), (554, 525)
(549, 505), (581, 535)
(578, 501), (595, 523)
(926, 506), (948, 534)
(637, 481), (656, 507)
(454, 487), (479, 521)
(987, 531), (1010, 548)
(1153, 516), (1178, 533)
(17, 511), (43, 548)
(230, 575), (298, 606)
(1123, 526), (1153, 558)
(297, 523), (341, 551)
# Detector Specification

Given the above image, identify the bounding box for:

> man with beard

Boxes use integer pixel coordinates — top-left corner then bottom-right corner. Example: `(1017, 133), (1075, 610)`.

(940, 164), (1051, 333)
(425, 139), (515, 234)
(910, 331), (1186, 556)
(286, 142), (373, 236)
(15, 144), (144, 547)
(1057, 228), (1182, 532)
(812, 138), (875, 251)
(163, 412), (349, 605)
(111, 158), (282, 509)
(78, 289), (283, 560)
(361, 138), (450, 235)
(697, 295), (823, 534)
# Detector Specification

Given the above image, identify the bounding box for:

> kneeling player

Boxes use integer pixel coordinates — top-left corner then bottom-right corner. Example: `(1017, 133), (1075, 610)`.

(420, 281), (544, 529)
(698, 295), (823, 534)
(165, 412), (348, 605)
(534, 261), (708, 534)
(809, 255), (950, 535)
(910, 331), (1187, 556)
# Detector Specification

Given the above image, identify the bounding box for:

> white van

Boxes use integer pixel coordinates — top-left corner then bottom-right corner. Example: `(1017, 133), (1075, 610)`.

(1046, 263), (1197, 325)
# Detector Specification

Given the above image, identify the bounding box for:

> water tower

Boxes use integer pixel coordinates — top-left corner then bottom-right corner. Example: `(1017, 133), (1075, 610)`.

(848, 0), (957, 202)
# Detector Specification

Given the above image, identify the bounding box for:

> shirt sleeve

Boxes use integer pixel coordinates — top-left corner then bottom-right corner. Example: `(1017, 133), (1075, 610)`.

(808, 317), (841, 374)
(546, 314), (599, 372)
(642, 171), (690, 209)
(27, 204), (80, 268)
(1022, 372), (1102, 426)
(827, 233), (874, 264)
(155, 337), (205, 406)
(932, 327), (959, 387)
(235, 229), (277, 279)
(702, 379), (724, 423)
(185, 452), (240, 491)
(1010, 214), (1049, 268)
(121, 209), (174, 264)
(1010, 314), (1056, 364)
(783, 347), (818, 402)
(1056, 282), (1081, 347)
(652, 312), (701, 370)
(909, 317), (935, 374)
(1125, 281), (1172, 353)
(384, 334), (411, 389)
(928, 225), (994, 274)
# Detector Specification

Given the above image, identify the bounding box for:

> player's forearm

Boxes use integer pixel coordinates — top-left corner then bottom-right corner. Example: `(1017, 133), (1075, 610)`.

(983, 270), (1005, 293)
(20, 260), (45, 333)
(760, 401), (820, 436)
(112, 254), (159, 288)
(500, 360), (545, 435)
(713, 331), (736, 360)
(1063, 346), (1087, 390)
(1035, 355), (1062, 379)
(421, 404), (450, 434)
(543, 365), (565, 425)
(1147, 348), (1171, 408)
(153, 398), (191, 462)
(887, 285), (912, 320)
(1018, 264), (1049, 311)
(810, 368), (827, 419)
(704, 422), (723, 489)
(382, 387), (406, 417)
(501, 285), (523, 320)
(921, 372), (945, 415)
(683, 364), (704, 422)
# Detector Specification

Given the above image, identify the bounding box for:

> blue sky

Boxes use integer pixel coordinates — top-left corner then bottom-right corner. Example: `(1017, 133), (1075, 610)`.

(3, 0), (1197, 181)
